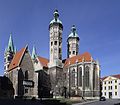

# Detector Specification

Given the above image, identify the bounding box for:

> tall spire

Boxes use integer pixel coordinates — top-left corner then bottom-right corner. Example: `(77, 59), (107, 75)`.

(7, 33), (14, 53)
(32, 46), (37, 59)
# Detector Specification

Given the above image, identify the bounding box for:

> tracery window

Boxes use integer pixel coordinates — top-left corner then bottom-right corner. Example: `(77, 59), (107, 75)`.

(85, 66), (89, 87)
(71, 69), (75, 87)
(78, 67), (82, 86)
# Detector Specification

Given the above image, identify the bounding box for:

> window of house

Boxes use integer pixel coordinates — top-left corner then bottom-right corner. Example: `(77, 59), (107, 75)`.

(111, 86), (112, 90)
(115, 92), (117, 96)
(104, 86), (106, 90)
(54, 41), (57, 45)
(104, 81), (106, 84)
(105, 92), (106, 96)
(111, 81), (112, 84)
(115, 80), (117, 83)
(115, 85), (117, 89)
(109, 81), (110, 84)
(108, 86), (110, 90)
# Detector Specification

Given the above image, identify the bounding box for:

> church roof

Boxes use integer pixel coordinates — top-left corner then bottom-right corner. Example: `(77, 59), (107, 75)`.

(101, 74), (120, 81)
(38, 56), (49, 68)
(64, 52), (92, 68)
(8, 46), (28, 71)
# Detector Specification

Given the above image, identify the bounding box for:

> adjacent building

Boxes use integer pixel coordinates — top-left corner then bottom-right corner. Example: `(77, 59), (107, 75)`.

(3, 10), (100, 99)
(101, 74), (120, 99)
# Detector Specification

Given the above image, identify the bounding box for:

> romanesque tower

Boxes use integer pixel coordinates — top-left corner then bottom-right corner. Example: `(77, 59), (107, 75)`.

(4, 34), (15, 75)
(48, 10), (63, 95)
(67, 25), (79, 58)
(49, 10), (63, 67)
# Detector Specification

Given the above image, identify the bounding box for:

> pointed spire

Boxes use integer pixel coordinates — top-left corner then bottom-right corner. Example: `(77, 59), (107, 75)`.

(32, 46), (37, 59)
(7, 33), (14, 53)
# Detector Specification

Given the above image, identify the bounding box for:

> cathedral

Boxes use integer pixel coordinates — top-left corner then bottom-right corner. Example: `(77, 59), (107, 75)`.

(4, 10), (100, 99)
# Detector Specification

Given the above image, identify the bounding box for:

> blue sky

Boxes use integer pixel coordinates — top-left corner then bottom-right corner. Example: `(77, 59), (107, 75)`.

(0, 0), (120, 77)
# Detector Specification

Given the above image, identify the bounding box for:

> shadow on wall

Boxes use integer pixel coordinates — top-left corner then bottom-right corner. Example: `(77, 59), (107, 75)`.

(0, 76), (14, 99)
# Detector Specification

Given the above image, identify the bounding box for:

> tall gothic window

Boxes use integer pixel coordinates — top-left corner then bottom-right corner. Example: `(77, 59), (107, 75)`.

(85, 66), (89, 87)
(71, 69), (75, 87)
(78, 67), (82, 86)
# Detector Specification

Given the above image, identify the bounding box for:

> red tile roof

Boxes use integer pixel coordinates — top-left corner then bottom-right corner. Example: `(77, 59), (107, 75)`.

(101, 74), (120, 80)
(64, 52), (92, 68)
(38, 56), (49, 68)
(8, 46), (27, 71)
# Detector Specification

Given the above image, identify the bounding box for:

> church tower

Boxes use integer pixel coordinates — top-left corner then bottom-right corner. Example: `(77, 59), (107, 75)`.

(4, 33), (15, 75)
(49, 10), (63, 67)
(67, 25), (79, 58)
(48, 10), (63, 96)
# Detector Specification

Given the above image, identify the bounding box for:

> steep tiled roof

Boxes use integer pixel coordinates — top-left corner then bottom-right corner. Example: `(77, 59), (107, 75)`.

(8, 46), (27, 71)
(38, 56), (49, 68)
(64, 52), (92, 68)
(102, 74), (120, 80)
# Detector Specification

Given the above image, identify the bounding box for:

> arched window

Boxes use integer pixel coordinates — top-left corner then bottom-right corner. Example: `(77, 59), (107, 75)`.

(78, 67), (82, 86)
(25, 71), (28, 80)
(85, 66), (89, 87)
(71, 69), (75, 87)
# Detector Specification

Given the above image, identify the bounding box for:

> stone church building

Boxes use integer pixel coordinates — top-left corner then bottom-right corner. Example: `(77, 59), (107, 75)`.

(4, 10), (100, 99)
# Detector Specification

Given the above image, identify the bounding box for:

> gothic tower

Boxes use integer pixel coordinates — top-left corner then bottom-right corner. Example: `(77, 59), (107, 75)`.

(4, 33), (15, 75)
(67, 25), (79, 58)
(49, 9), (63, 67)
(48, 10), (63, 95)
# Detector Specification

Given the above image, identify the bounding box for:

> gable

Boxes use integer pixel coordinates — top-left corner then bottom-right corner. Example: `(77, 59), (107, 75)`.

(104, 76), (117, 81)
(8, 46), (28, 71)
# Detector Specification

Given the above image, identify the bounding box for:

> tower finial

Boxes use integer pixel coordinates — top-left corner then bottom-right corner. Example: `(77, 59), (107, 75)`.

(54, 9), (59, 21)
(71, 25), (76, 36)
